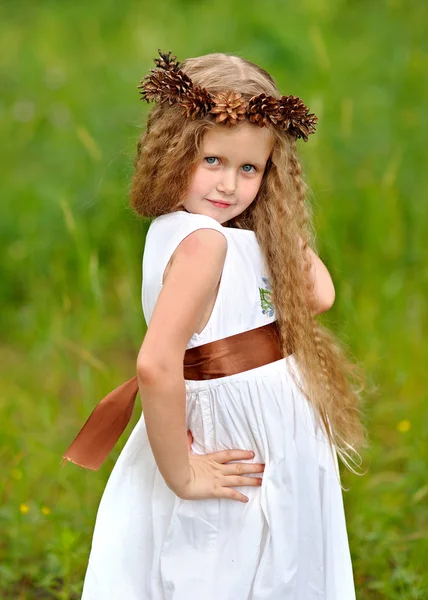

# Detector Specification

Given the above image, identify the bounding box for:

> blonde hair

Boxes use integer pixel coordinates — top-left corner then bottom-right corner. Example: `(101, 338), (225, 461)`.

(131, 52), (369, 484)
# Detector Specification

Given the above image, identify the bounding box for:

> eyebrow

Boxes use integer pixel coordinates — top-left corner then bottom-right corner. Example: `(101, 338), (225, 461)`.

(202, 152), (266, 170)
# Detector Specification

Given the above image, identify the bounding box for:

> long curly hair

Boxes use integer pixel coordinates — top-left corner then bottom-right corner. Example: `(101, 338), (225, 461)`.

(130, 52), (369, 482)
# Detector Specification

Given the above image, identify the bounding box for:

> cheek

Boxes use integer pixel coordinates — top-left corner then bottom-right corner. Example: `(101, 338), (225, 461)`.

(188, 166), (213, 196)
(242, 175), (264, 199)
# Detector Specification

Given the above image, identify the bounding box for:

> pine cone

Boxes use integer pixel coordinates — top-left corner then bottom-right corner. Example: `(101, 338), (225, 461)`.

(153, 49), (181, 72)
(137, 71), (164, 102)
(179, 86), (214, 119)
(277, 95), (318, 141)
(138, 69), (193, 104)
(247, 93), (281, 127)
(162, 70), (193, 103)
(210, 91), (248, 126)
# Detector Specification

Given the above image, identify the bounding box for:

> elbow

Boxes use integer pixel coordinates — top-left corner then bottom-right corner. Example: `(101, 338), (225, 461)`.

(306, 248), (336, 316)
(313, 283), (336, 315)
(315, 283), (335, 315)
(136, 354), (184, 385)
(136, 358), (162, 386)
(326, 282), (336, 310)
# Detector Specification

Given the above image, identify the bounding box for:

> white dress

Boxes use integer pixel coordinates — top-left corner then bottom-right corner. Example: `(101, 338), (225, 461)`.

(81, 210), (356, 600)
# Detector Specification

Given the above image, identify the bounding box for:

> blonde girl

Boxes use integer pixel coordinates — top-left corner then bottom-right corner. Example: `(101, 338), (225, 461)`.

(65, 49), (368, 599)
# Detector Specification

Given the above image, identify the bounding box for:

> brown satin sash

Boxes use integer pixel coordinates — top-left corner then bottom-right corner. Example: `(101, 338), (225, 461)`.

(62, 320), (287, 471)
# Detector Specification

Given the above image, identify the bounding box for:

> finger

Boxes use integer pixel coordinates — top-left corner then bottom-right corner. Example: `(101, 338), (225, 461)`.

(222, 462), (265, 475)
(221, 475), (263, 488)
(210, 449), (254, 463)
(218, 487), (249, 503)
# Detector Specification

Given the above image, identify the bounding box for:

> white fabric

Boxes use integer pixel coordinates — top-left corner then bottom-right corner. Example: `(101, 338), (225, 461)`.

(81, 210), (356, 599)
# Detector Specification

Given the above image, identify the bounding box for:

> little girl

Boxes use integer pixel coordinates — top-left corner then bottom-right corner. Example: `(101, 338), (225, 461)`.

(64, 49), (367, 599)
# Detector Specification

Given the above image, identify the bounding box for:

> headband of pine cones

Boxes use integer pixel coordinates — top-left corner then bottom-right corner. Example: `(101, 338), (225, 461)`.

(138, 50), (318, 142)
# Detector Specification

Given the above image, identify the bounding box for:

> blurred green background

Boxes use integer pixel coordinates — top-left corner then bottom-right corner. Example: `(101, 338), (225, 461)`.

(1, 0), (427, 597)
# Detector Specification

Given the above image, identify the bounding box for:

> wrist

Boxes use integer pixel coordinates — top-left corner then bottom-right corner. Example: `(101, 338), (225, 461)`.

(166, 467), (191, 497)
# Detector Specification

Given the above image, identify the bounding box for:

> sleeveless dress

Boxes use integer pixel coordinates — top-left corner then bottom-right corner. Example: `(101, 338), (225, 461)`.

(81, 210), (356, 600)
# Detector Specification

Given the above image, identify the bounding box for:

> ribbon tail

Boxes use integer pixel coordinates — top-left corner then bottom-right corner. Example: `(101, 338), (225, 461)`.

(61, 375), (139, 471)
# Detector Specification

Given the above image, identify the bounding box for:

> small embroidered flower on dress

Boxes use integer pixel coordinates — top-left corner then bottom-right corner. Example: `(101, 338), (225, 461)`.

(259, 276), (274, 317)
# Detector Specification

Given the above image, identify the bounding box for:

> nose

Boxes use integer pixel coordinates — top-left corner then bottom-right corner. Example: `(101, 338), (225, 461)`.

(216, 169), (237, 195)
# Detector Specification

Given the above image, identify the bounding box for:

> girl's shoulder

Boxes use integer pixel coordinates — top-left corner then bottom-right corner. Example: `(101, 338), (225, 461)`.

(143, 210), (229, 293)
(148, 210), (226, 238)
(147, 211), (258, 251)
(151, 209), (222, 225)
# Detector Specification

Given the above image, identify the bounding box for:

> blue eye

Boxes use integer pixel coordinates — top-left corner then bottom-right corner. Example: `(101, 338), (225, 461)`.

(204, 157), (256, 172)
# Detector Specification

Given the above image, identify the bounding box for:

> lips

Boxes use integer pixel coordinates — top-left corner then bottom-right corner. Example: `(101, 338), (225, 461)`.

(206, 199), (231, 206)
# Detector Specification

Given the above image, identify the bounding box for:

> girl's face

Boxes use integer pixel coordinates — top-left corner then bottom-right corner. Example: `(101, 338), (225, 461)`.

(183, 121), (275, 225)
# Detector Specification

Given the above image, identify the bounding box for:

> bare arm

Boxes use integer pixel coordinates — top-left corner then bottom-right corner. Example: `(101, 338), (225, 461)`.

(137, 228), (228, 495)
(299, 237), (336, 315)
(137, 364), (190, 494)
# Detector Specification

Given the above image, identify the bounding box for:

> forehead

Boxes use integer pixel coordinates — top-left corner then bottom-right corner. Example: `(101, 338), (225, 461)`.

(201, 121), (275, 164)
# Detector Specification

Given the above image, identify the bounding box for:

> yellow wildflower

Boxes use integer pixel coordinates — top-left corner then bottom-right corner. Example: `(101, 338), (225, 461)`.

(41, 506), (51, 516)
(19, 503), (30, 514)
(397, 419), (411, 433)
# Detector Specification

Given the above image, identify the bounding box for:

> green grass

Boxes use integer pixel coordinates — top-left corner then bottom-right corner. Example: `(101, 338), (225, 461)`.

(1, 0), (427, 597)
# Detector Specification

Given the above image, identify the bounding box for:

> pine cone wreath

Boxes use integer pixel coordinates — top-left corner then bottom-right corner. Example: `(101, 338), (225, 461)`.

(278, 95), (318, 141)
(247, 93), (281, 127)
(210, 91), (248, 126)
(178, 86), (214, 119)
(136, 50), (318, 141)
